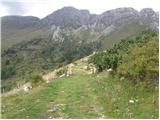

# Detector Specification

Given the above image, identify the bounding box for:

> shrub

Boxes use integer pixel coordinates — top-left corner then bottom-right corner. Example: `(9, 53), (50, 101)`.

(89, 30), (158, 83)
(89, 30), (158, 72)
(1, 66), (16, 80)
(29, 74), (44, 87)
(117, 37), (158, 82)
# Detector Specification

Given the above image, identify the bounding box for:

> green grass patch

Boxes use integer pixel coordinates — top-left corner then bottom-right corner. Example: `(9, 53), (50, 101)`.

(1, 63), (158, 119)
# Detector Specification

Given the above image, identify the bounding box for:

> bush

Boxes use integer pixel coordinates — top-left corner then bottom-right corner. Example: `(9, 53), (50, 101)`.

(89, 30), (158, 72)
(1, 66), (16, 80)
(89, 30), (158, 83)
(117, 37), (158, 82)
(29, 74), (44, 87)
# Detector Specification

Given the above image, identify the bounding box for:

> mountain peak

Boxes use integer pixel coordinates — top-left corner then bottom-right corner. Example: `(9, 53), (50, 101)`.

(41, 6), (91, 28)
(60, 6), (78, 10)
(140, 8), (155, 13)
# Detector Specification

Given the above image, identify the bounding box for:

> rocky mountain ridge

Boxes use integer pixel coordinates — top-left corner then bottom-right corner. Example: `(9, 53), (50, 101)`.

(41, 7), (158, 29)
(2, 7), (159, 29)
(1, 7), (159, 92)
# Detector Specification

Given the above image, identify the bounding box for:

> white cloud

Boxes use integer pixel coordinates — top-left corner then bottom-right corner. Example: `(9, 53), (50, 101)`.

(1, 0), (160, 18)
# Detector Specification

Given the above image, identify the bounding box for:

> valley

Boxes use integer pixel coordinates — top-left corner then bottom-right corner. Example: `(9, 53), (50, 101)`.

(1, 6), (159, 119)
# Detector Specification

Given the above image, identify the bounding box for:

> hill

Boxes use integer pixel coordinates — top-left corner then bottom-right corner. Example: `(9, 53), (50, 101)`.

(2, 7), (158, 50)
(1, 7), (159, 92)
(1, 47), (158, 118)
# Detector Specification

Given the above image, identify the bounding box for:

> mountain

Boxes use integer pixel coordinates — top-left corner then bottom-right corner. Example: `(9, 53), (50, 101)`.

(2, 7), (159, 50)
(2, 16), (40, 29)
(139, 8), (159, 29)
(41, 7), (158, 28)
(2, 7), (158, 50)
(1, 30), (158, 118)
(41, 7), (91, 27)
(1, 16), (42, 50)
(1, 7), (159, 92)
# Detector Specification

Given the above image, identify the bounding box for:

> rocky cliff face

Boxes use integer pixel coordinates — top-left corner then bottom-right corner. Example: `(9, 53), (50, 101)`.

(1, 7), (159, 50)
(139, 8), (159, 29)
(41, 7), (91, 28)
(41, 7), (158, 29)
(97, 7), (139, 26)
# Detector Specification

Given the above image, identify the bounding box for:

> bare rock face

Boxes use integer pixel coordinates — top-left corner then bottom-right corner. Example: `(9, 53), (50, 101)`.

(2, 7), (159, 31)
(40, 7), (158, 30)
(140, 8), (156, 18)
(139, 8), (159, 29)
(1, 7), (158, 49)
(98, 7), (139, 26)
(41, 7), (91, 28)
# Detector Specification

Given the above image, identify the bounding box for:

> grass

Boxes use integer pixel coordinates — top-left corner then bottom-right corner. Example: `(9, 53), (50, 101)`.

(91, 72), (159, 119)
(101, 22), (146, 49)
(1, 59), (159, 119)
(2, 26), (50, 51)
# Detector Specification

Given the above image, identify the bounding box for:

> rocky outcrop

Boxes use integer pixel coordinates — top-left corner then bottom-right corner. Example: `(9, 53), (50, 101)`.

(41, 7), (158, 29)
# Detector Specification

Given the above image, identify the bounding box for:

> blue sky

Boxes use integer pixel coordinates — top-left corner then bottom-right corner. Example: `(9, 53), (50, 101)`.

(1, 0), (159, 18)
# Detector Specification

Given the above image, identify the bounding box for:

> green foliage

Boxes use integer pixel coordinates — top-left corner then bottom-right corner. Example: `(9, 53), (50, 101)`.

(2, 34), (101, 92)
(1, 66), (16, 80)
(89, 51), (119, 71)
(1, 62), (158, 118)
(89, 29), (158, 82)
(29, 74), (44, 87)
(117, 37), (158, 82)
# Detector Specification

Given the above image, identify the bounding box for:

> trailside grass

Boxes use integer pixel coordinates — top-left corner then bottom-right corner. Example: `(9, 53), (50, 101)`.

(1, 61), (158, 119)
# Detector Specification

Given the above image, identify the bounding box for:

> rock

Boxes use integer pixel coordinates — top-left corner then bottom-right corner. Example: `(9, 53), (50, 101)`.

(107, 68), (113, 72)
(83, 66), (88, 70)
(88, 64), (97, 74)
(23, 86), (30, 92)
(135, 99), (139, 102)
(120, 77), (124, 80)
(59, 74), (65, 78)
(101, 115), (106, 119)
(66, 63), (74, 76)
(23, 83), (32, 92)
(93, 51), (96, 55)
(129, 100), (134, 104)
(48, 106), (59, 113)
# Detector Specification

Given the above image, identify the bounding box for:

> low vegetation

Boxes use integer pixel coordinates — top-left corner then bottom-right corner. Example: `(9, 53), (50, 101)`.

(29, 74), (44, 87)
(1, 35), (101, 92)
(1, 29), (158, 119)
(1, 56), (158, 119)
(89, 29), (158, 83)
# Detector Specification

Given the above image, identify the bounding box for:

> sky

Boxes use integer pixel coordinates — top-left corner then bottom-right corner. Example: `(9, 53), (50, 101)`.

(1, 0), (160, 18)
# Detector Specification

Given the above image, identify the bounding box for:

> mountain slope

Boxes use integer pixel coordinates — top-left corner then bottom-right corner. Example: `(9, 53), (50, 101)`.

(1, 7), (159, 92)
(1, 55), (158, 119)
(2, 7), (158, 50)
(41, 7), (91, 28)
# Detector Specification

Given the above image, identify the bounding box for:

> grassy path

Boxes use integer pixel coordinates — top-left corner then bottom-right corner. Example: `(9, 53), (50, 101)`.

(1, 61), (106, 119)
(1, 59), (159, 119)
(44, 62), (106, 118)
